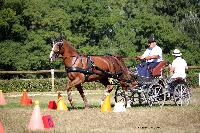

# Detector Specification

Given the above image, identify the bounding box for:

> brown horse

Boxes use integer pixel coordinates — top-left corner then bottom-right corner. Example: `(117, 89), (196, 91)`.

(49, 38), (135, 108)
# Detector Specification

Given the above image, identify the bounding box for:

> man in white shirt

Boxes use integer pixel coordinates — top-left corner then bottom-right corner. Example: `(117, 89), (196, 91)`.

(167, 49), (188, 96)
(136, 36), (163, 77)
(170, 49), (188, 79)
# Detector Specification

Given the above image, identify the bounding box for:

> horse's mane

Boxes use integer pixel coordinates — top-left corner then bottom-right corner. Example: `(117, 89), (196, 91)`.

(113, 55), (124, 63)
(63, 39), (79, 56)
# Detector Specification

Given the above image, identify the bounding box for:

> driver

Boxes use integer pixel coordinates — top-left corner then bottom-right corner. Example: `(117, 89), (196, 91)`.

(135, 36), (163, 77)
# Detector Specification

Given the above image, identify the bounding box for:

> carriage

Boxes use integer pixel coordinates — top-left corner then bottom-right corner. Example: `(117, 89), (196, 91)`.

(49, 37), (191, 109)
(114, 60), (191, 107)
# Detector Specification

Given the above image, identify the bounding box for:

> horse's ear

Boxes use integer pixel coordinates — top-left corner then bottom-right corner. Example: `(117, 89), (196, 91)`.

(51, 38), (55, 46)
(60, 32), (65, 41)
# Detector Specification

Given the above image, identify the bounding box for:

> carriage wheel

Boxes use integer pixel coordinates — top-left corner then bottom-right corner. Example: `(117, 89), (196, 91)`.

(126, 87), (147, 106)
(114, 85), (127, 107)
(173, 84), (191, 106)
(133, 88), (147, 105)
(137, 91), (147, 105)
(146, 83), (165, 107)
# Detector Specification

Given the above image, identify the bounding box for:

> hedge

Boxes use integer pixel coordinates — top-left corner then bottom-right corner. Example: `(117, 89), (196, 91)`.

(0, 78), (105, 93)
(0, 75), (198, 93)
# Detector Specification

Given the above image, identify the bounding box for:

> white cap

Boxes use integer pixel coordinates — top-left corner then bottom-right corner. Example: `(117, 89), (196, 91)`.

(172, 49), (182, 56)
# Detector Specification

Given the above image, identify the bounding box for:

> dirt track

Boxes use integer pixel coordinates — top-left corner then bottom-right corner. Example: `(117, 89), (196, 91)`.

(0, 88), (200, 133)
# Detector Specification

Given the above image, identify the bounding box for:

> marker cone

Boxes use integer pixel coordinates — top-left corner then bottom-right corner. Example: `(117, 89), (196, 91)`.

(0, 90), (6, 105)
(113, 102), (126, 112)
(0, 121), (5, 133)
(27, 100), (44, 131)
(57, 93), (68, 111)
(100, 94), (112, 112)
(48, 101), (57, 110)
(20, 89), (32, 106)
(42, 115), (55, 128)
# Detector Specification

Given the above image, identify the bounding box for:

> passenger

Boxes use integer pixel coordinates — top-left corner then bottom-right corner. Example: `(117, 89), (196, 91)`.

(169, 49), (188, 79)
(135, 36), (163, 77)
(167, 49), (188, 95)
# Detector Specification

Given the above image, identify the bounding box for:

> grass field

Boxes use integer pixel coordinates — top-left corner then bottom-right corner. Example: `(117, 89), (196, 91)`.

(0, 88), (200, 133)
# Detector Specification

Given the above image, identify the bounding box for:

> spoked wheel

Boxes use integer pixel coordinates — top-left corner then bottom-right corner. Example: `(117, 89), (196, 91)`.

(146, 83), (165, 107)
(127, 87), (147, 106)
(114, 85), (127, 107)
(173, 84), (191, 106)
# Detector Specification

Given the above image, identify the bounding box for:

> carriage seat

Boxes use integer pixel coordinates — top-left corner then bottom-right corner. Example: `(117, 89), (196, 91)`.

(173, 77), (186, 83)
(151, 61), (167, 77)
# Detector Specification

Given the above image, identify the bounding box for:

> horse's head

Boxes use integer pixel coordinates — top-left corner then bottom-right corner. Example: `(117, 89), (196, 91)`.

(49, 38), (64, 62)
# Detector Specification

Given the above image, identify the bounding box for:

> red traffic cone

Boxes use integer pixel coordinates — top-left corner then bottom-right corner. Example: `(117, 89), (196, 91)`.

(42, 115), (55, 128)
(20, 89), (32, 106)
(0, 90), (6, 105)
(0, 121), (5, 133)
(48, 101), (57, 109)
(27, 100), (44, 131)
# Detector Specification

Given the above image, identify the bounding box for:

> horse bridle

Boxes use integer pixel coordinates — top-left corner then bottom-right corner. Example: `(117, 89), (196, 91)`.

(52, 40), (64, 57)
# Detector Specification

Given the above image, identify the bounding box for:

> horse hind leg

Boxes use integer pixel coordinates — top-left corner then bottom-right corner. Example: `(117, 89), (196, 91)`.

(76, 84), (90, 108)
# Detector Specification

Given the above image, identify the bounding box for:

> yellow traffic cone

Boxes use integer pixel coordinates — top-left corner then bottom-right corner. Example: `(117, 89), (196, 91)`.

(100, 94), (112, 112)
(57, 93), (68, 111)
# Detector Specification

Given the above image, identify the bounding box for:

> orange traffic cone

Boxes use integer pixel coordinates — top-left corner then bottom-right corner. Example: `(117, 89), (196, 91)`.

(0, 121), (5, 133)
(20, 89), (32, 106)
(57, 93), (68, 111)
(0, 90), (6, 105)
(100, 93), (112, 112)
(27, 100), (44, 131)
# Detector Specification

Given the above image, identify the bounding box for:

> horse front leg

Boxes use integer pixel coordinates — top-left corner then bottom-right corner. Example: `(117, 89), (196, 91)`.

(66, 81), (76, 109)
(76, 84), (90, 108)
(67, 77), (86, 109)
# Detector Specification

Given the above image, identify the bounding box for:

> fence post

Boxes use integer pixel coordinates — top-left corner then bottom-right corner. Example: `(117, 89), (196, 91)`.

(51, 69), (55, 92)
(199, 73), (200, 86)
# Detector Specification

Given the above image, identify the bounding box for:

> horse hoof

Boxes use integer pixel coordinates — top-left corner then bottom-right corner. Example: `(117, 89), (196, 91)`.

(127, 101), (132, 108)
(71, 106), (78, 110)
(84, 104), (90, 109)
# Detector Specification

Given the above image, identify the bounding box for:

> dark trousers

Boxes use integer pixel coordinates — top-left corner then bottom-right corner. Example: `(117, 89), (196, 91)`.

(136, 62), (159, 77)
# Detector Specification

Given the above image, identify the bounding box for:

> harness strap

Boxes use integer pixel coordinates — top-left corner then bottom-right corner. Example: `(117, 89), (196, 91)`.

(85, 56), (93, 81)
(66, 67), (94, 75)
(65, 56), (123, 81)
(65, 56), (96, 81)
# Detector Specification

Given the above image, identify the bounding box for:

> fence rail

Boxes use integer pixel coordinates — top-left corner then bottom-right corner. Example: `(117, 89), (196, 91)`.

(0, 70), (65, 74)
(0, 66), (199, 74)
(0, 66), (200, 90)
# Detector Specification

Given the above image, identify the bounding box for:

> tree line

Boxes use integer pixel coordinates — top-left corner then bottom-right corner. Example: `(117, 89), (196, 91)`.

(0, 0), (200, 72)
